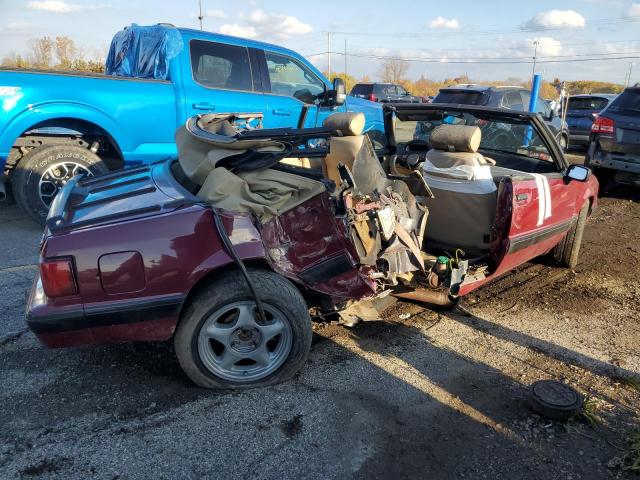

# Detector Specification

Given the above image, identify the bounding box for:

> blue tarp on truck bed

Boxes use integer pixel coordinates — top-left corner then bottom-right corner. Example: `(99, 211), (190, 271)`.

(105, 24), (183, 80)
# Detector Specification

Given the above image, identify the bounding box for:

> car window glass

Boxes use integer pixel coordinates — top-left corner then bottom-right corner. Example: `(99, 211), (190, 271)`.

(397, 85), (407, 95)
(535, 99), (548, 116)
(568, 97), (609, 111)
(351, 84), (372, 96)
(395, 110), (557, 172)
(190, 40), (253, 91)
(503, 92), (524, 110)
(434, 91), (488, 105)
(265, 52), (325, 103)
(520, 93), (531, 111)
(608, 89), (640, 114)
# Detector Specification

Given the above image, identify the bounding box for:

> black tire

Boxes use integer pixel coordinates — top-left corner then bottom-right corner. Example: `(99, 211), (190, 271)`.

(590, 167), (614, 196)
(11, 144), (108, 224)
(174, 269), (312, 389)
(553, 201), (589, 269)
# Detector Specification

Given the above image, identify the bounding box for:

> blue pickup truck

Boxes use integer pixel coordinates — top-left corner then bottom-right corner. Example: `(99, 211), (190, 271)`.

(0, 24), (383, 222)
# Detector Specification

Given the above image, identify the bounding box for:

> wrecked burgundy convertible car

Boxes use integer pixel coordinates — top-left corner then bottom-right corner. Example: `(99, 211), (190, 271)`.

(26, 104), (598, 388)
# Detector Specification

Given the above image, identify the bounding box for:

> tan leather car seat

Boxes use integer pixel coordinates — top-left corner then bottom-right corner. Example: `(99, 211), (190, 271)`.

(322, 112), (366, 186)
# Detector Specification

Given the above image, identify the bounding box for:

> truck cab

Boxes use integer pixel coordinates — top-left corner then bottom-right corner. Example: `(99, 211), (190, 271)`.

(0, 24), (383, 222)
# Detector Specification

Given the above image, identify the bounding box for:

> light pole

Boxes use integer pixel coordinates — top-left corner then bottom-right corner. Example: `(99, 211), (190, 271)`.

(532, 40), (540, 78)
(626, 62), (634, 87)
(326, 32), (332, 80)
(198, 0), (203, 31)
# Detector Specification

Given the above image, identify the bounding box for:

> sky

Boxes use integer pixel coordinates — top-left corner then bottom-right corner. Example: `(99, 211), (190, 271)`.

(0, 0), (639, 84)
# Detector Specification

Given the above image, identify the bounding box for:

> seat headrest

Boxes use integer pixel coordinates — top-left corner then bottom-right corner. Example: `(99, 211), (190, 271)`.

(430, 125), (481, 153)
(323, 112), (365, 136)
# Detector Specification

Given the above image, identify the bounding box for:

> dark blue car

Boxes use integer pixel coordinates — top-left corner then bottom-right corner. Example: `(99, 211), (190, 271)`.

(564, 94), (617, 147)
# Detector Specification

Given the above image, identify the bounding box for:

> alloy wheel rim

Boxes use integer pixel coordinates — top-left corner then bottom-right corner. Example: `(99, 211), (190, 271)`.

(38, 162), (92, 208)
(197, 301), (292, 382)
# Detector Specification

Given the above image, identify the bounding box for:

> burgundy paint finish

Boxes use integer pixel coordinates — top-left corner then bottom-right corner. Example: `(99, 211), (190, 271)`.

(35, 317), (177, 348)
(99, 251), (145, 294)
(261, 193), (376, 302)
(35, 204), (266, 344)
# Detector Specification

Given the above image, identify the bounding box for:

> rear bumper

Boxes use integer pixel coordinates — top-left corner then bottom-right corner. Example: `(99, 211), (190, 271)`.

(588, 151), (640, 177)
(568, 133), (590, 144)
(26, 275), (182, 347)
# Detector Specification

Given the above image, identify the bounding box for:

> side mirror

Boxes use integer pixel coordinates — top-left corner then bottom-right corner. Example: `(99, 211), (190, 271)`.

(565, 164), (590, 183)
(331, 77), (346, 106)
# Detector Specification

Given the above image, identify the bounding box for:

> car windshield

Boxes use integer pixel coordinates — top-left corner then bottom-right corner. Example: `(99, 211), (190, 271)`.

(607, 89), (640, 114)
(568, 97), (609, 111)
(393, 108), (554, 162)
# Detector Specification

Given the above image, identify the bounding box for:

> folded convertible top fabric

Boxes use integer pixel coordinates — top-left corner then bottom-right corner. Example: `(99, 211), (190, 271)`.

(197, 167), (326, 223)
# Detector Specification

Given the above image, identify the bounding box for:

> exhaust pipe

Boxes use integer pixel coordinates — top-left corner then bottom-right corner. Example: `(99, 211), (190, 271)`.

(0, 180), (6, 202)
(393, 288), (456, 308)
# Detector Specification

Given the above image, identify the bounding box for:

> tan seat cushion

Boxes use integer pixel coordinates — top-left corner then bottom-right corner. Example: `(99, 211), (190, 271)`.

(323, 112), (365, 136)
(430, 124), (481, 153)
(323, 136), (365, 186)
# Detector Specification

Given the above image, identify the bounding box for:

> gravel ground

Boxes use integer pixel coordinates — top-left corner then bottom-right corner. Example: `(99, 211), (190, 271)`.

(0, 155), (639, 479)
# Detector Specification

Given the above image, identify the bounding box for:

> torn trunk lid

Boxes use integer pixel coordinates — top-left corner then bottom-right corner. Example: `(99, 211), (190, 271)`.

(46, 160), (192, 234)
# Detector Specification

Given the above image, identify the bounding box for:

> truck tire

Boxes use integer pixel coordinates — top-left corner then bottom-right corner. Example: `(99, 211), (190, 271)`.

(553, 201), (589, 269)
(12, 144), (108, 224)
(174, 269), (312, 389)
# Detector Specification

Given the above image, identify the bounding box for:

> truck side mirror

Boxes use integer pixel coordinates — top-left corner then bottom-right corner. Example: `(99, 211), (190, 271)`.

(333, 78), (346, 106)
(324, 78), (346, 106)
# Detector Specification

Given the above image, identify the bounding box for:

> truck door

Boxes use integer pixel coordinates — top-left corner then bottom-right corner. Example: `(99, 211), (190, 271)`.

(258, 50), (337, 128)
(182, 39), (268, 124)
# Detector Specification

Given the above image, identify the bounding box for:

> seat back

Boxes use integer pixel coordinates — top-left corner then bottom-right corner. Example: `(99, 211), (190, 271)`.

(321, 112), (366, 186)
(422, 124), (497, 254)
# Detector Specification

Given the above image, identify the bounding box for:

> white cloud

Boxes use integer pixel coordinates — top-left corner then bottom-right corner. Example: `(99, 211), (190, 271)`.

(0, 22), (34, 34)
(219, 24), (258, 38)
(27, 1), (104, 13)
(428, 16), (460, 29)
(522, 10), (586, 30)
(219, 9), (312, 41)
(627, 3), (640, 17)
(530, 37), (563, 56)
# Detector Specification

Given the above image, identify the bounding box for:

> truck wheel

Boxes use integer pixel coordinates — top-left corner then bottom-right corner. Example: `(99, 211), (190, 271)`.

(558, 134), (568, 152)
(174, 269), (312, 389)
(553, 201), (589, 269)
(12, 144), (108, 224)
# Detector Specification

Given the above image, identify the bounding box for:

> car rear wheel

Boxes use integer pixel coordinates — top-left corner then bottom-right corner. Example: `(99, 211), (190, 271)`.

(553, 201), (589, 269)
(11, 144), (108, 224)
(174, 269), (312, 389)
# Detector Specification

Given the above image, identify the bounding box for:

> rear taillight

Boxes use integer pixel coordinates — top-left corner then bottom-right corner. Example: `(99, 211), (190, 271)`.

(368, 93), (377, 102)
(591, 116), (615, 135)
(40, 257), (78, 297)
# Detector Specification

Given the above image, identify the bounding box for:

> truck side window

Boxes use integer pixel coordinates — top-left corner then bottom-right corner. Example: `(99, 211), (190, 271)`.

(264, 52), (325, 103)
(190, 40), (253, 91)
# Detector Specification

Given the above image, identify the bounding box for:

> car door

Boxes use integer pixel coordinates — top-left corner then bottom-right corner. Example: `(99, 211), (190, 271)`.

(259, 50), (331, 128)
(489, 119), (580, 276)
(181, 39), (268, 125)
